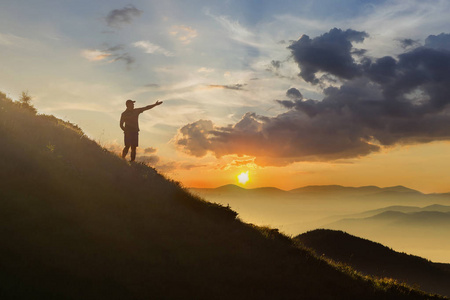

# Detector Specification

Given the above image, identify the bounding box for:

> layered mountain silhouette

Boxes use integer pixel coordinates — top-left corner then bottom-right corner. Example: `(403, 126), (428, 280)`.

(191, 184), (450, 237)
(295, 229), (450, 297)
(329, 210), (450, 227)
(192, 184), (428, 196)
(0, 92), (446, 299)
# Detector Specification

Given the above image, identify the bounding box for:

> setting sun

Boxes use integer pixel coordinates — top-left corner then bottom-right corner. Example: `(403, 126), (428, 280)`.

(237, 171), (249, 184)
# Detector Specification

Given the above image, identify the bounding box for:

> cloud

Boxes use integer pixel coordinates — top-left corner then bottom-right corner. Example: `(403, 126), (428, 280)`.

(81, 49), (112, 61)
(175, 120), (214, 157)
(288, 28), (368, 84)
(81, 45), (134, 68)
(133, 40), (174, 56)
(286, 87), (302, 99)
(170, 25), (197, 44)
(0, 32), (28, 46)
(144, 83), (160, 88)
(220, 158), (258, 170)
(425, 33), (450, 50)
(173, 29), (450, 166)
(144, 147), (157, 154)
(111, 53), (135, 67)
(198, 67), (215, 73)
(207, 84), (247, 90)
(106, 5), (142, 28)
(271, 60), (281, 69)
(206, 12), (254, 40)
(398, 38), (420, 49)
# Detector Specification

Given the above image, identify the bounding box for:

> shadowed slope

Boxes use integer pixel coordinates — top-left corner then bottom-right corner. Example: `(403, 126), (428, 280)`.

(0, 93), (445, 299)
(295, 229), (450, 297)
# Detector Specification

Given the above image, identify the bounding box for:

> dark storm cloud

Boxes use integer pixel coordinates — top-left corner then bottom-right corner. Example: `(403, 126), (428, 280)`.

(398, 38), (420, 49)
(425, 33), (450, 50)
(174, 29), (450, 166)
(286, 87), (302, 99)
(106, 5), (143, 28)
(288, 28), (368, 84)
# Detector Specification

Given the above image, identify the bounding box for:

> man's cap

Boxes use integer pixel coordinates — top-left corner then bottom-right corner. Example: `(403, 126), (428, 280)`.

(126, 99), (136, 105)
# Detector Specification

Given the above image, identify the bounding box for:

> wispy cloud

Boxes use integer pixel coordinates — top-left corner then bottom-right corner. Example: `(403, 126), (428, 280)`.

(81, 45), (134, 67)
(105, 5), (142, 28)
(0, 32), (23, 46)
(198, 67), (215, 73)
(133, 40), (174, 56)
(81, 49), (112, 61)
(207, 84), (247, 90)
(204, 10), (270, 49)
(205, 11), (254, 40)
(170, 25), (197, 44)
(144, 83), (160, 88)
(144, 147), (157, 154)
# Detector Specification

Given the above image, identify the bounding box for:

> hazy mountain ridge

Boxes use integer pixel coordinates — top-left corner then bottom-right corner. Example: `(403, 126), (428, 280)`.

(295, 229), (450, 297)
(2, 93), (444, 299)
(192, 184), (428, 196)
(328, 210), (450, 228)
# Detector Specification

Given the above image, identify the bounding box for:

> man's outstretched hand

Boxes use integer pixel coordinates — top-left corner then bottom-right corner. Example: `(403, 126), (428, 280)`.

(155, 100), (163, 106)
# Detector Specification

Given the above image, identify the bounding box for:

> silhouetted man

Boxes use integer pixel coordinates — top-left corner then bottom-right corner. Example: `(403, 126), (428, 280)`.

(120, 99), (163, 162)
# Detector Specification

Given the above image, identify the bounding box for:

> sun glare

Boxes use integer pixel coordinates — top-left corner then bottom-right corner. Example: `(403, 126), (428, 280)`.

(237, 171), (249, 185)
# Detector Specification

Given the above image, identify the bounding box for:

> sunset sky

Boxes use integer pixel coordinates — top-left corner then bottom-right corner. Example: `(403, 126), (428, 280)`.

(2, 0), (450, 192)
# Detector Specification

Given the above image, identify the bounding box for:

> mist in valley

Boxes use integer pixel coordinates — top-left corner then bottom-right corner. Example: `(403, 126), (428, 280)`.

(191, 185), (450, 263)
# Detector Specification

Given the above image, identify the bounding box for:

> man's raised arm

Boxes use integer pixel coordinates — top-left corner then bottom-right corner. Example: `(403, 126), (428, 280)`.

(143, 100), (163, 111)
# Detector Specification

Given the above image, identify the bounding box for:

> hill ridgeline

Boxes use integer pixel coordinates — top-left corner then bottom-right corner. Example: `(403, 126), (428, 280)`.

(0, 92), (445, 299)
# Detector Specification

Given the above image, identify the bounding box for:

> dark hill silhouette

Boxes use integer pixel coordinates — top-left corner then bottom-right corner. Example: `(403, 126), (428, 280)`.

(295, 229), (450, 297)
(0, 92), (445, 299)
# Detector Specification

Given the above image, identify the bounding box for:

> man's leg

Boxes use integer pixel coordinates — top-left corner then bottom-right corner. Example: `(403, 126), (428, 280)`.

(122, 146), (130, 159)
(130, 146), (137, 162)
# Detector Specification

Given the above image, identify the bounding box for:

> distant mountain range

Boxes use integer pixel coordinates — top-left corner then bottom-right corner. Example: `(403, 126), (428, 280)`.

(326, 206), (450, 228)
(295, 229), (450, 298)
(191, 184), (450, 198)
(192, 184), (450, 264)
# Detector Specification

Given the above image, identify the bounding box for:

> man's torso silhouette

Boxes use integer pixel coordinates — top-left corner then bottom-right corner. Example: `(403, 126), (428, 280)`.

(120, 107), (147, 133)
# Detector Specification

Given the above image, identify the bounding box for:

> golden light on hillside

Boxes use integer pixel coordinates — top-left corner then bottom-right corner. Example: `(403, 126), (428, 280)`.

(237, 171), (249, 185)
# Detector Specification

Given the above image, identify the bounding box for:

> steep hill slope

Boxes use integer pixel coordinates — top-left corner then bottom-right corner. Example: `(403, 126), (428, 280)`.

(295, 229), (450, 297)
(0, 93), (444, 299)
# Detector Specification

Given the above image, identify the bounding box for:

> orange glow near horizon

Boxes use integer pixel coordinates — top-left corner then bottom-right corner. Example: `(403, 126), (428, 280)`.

(170, 141), (450, 193)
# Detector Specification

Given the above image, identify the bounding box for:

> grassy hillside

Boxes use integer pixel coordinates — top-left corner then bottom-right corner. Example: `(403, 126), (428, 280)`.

(295, 229), (450, 297)
(0, 92), (445, 299)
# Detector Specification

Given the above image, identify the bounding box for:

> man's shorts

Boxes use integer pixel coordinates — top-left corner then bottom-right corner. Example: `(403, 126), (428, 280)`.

(124, 131), (139, 147)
